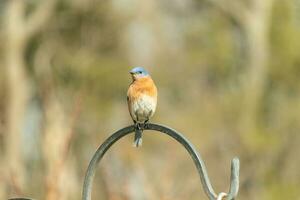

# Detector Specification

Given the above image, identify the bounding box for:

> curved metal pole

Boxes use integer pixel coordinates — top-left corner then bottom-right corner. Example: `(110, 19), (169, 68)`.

(82, 123), (239, 200)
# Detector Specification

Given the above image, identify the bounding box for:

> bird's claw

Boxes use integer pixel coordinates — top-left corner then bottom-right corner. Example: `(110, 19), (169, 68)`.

(135, 123), (142, 130)
(144, 122), (149, 129)
(134, 121), (149, 130)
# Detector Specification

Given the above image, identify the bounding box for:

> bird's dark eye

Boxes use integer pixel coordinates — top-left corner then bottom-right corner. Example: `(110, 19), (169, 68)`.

(138, 71), (142, 74)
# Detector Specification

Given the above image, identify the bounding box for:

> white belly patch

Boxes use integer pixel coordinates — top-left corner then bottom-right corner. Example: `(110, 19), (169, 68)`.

(131, 95), (156, 122)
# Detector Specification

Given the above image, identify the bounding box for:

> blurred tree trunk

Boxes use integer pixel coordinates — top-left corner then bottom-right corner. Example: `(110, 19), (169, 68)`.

(33, 43), (81, 200)
(205, 0), (273, 135)
(206, 0), (274, 198)
(121, 1), (160, 68)
(3, 0), (57, 197)
(43, 95), (77, 200)
(4, 0), (28, 194)
(241, 0), (273, 135)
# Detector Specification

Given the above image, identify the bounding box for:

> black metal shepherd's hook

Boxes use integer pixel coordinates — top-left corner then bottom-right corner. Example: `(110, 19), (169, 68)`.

(82, 123), (240, 200)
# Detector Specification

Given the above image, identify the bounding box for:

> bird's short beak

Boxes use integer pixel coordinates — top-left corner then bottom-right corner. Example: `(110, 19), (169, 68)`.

(129, 71), (134, 75)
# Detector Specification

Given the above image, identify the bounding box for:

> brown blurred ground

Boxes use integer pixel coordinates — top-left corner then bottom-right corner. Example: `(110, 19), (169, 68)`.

(0, 0), (300, 199)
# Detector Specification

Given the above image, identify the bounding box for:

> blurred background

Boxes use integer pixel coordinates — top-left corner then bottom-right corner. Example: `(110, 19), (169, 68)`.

(0, 0), (299, 199)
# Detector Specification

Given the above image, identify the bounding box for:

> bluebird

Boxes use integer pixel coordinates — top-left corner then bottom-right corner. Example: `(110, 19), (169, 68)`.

(127, 67), (158, 147)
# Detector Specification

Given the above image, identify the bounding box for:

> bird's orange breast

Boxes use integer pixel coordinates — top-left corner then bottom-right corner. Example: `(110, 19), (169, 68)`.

(127, 76), (157, 101)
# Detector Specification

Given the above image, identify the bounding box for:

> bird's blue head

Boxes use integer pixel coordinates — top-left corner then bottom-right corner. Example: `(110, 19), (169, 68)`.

(130, 67), (149, 80)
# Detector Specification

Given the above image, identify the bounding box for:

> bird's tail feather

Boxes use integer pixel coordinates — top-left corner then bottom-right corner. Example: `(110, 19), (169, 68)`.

(133, 128), (143, 147)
